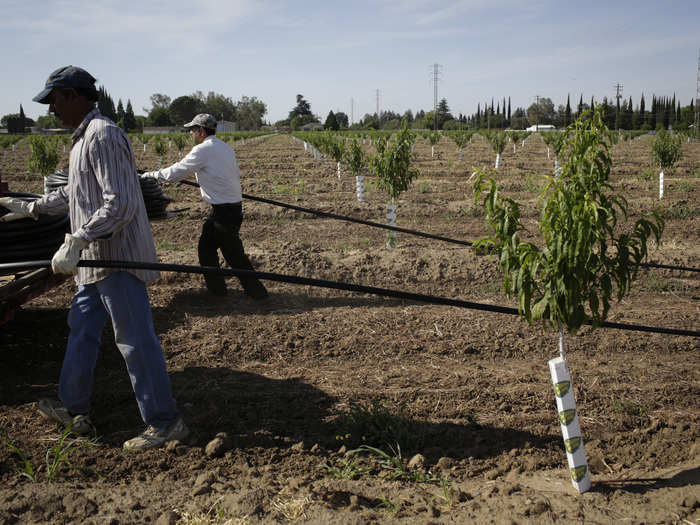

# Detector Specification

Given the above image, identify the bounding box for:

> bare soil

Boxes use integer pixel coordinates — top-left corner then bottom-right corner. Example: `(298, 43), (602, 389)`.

(1, 133), (698, 524)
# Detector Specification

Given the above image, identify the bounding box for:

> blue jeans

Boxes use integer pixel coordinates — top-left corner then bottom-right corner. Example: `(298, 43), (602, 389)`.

(59, 271), (179, 429)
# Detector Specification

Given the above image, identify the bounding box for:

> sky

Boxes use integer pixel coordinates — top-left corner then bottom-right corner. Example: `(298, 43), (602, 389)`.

(1, 0), (698, 126)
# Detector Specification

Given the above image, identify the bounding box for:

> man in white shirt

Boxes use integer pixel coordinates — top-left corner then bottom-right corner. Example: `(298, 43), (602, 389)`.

(141, 114), (268, 299)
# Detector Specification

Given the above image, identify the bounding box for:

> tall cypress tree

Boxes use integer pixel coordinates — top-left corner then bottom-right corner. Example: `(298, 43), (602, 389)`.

(565, 94), (571, 126)
(590, 95), (595, 111)
(507, 97), (511, 125)
(578, 95), (584, 117)
(18, 104), (26, 133)
(116, 99), (125, 124)
(124, 100), (137, 131)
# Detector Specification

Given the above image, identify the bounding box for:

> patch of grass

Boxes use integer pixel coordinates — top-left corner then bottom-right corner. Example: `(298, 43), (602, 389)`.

(417, 180), (431, 194)
(436, 479), (459, 509)
(347, 444), (441, 482)
(672, 180), (695, 193)
(2, 429), (36, 481)
(614, 400), (650, 417)
(320, 456), (368, 480)
(334, 399), (425, 452)
(638, 167), (655, 181)
(524, 174), (543, 193)
(272, 178), (307, 195)
(2, 426), (98, 482)
(645, 275), (689, 294)
(661, 205), (694, 220)
(156, 240), (181, 251)
(458, 205), (484, 218)
(378, 495), (401, 515)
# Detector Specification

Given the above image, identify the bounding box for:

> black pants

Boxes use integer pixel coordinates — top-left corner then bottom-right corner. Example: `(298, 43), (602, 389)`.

(197, 203), (267, 298)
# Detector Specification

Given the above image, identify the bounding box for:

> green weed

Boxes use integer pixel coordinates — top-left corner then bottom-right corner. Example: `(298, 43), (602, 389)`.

(156, 240), (181, 251)
(378, 495), (401, 515)
(320, 456), (368, 480)
(347, 444), (441, 483)
(638, 168), (655, 181)
(2, 430), (36, 481)
(2, 426), (97, 482)
(334, 399), (425, 452)
(614, 400), (650, 417)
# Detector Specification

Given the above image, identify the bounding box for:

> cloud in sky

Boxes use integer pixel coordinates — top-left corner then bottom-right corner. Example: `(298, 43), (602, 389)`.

(1, 0), (697, 124)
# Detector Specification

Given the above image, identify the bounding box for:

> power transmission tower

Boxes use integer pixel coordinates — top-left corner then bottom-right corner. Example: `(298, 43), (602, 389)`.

(614, 83), (623, 129)
(429, 63), (442, 130)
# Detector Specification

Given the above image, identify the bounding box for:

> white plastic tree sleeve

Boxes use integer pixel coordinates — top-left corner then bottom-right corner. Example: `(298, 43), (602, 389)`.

(548, 353), (591, 493)
(659, 171), (664, 199)
(356, 175), (365, 203)
(495, 153), (501, 170)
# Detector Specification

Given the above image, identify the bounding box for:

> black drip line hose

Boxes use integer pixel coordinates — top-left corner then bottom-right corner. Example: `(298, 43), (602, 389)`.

(1, 259), (698, 338)
(176, 180), (700, 274)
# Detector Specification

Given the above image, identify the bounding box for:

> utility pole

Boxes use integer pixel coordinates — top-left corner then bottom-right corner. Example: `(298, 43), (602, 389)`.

(614, 83), (623, 130)
(533, 95), (541, 131)
(350, 98), (354, 126)
(430, 63), (442, 130)
(375, 89), (380, 121)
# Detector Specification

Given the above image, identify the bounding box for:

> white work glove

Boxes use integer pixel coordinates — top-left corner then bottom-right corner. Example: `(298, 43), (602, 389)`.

(51, 234), (89, 275)
(0, 196), (38, 222)
(140, 171), (159, 180)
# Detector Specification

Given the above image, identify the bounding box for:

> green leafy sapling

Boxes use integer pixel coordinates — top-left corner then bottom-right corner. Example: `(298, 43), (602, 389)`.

(370, 119), (419, 247)
(473, 106), (664, 335)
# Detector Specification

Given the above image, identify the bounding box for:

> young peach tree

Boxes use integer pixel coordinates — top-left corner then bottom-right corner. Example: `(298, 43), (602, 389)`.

(370, 119), (418, 247)
(473, 107), (663, 492)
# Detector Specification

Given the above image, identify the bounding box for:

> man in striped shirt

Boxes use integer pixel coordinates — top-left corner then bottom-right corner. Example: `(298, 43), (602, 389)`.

(141, 113), (268, 299)
(0, 66), (188, 450)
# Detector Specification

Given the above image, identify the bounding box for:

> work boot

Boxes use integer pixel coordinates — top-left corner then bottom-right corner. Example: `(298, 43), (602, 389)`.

(123, 416), (190, 451)
(37, 398), (95, 437)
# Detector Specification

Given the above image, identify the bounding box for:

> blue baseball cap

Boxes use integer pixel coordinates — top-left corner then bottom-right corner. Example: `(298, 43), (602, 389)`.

(33, 65), (97, 104)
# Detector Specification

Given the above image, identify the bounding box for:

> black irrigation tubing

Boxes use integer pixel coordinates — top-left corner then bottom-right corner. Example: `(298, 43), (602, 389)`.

(2, 259), (698, 338)
(176, 179), (700, 274)
(176, 179), (474, 247)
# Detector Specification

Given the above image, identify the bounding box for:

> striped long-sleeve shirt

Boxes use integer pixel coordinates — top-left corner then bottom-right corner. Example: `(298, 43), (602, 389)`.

(34, 108), (160, 285)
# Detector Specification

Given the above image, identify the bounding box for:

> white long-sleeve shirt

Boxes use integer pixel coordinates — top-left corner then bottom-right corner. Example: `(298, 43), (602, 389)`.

(34, 109), (160, 285)
(147, 136), (242, 205)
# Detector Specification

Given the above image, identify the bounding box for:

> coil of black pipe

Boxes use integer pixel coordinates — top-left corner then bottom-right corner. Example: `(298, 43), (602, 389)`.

(0, 192), (70, 271)
(43, 171), (172, 219)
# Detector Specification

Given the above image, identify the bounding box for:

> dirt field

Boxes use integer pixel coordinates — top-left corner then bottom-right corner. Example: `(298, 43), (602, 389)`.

(1, 132), (698, 524)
